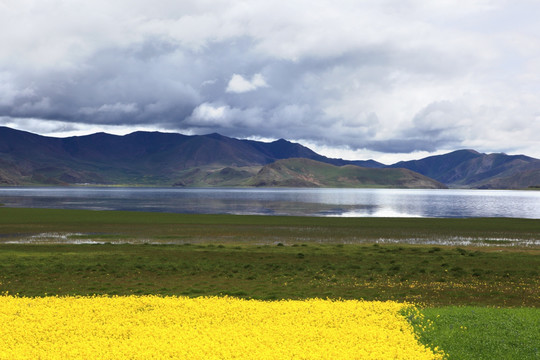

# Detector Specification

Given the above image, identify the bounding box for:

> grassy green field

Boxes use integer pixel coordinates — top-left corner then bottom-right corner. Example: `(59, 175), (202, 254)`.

(405, 306), (540, 359)
(1, 207), (538, 246)
(1, 242), (538, 307)
(1, 207), (539, 358)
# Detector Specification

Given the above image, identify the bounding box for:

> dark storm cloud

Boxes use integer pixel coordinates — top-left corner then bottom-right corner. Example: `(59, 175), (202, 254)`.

(1, 0), (539, 161)
(1, 39), (200, 125)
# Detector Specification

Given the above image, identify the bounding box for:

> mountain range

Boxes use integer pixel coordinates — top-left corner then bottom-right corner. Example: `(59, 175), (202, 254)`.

(0, 126), (538, 189)
(390, 149), (540, 189)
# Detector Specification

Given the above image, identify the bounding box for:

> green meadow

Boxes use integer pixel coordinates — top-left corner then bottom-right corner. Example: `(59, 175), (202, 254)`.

(0, 207), (539, 359)
(408, 306), (540, 360)
(0, 207), (538, 246)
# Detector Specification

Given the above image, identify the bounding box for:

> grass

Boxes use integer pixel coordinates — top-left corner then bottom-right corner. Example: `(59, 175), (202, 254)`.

(408, 307), (540, 359)
(0, 207), (538, 246)
(0, 242), (538, 306)
(0, 207), (539, 358)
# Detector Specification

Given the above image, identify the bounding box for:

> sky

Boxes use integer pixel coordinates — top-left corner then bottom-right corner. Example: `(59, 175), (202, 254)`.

(1, 0), (539, 164)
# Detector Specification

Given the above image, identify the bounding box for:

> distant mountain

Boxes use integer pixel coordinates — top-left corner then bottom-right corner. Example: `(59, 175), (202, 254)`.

(0, 126), (383, 186)
(388, 149), (540, 189)
(1, 126), (537, 189)
(247, 158), (446, 189)
(481, 168), (540, 189)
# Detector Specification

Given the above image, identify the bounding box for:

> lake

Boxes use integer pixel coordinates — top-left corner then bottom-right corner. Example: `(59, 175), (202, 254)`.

(0, 187), (538, 218)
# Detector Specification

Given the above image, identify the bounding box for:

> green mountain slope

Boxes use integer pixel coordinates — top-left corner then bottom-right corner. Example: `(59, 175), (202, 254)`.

(246, 158), (447, 188)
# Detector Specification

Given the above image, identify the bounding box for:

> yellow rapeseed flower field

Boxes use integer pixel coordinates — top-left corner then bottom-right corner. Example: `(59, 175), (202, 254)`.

(0, 295), (444, 359)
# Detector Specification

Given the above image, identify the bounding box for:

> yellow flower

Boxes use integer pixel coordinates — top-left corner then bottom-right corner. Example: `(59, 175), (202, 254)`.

(0, 295), (444, 360)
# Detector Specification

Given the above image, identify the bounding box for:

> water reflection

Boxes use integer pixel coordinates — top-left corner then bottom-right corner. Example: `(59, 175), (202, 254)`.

(0, 187), (539, 218)
(331, 209), (421, 218)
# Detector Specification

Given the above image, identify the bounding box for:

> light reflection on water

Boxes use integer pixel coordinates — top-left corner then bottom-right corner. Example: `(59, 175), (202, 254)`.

(327, 209), (421, 218)
(0, 187), (538, 219)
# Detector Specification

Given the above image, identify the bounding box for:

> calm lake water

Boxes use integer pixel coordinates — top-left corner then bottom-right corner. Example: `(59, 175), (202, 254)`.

(0, 187), (539, 218)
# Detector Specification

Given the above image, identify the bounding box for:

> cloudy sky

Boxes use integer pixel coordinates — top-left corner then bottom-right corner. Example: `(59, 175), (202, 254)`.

(1, 0), (539, 164)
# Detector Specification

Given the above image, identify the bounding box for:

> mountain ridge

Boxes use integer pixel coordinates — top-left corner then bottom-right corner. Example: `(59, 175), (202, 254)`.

(0, 126), (384, 186)
(0, 126), (538, 189)
(389, 149), (540, 188)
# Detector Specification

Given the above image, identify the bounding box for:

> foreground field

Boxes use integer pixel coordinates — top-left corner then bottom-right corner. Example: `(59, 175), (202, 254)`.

(0, 242), (538, 306)
(0, 295), (443, 360)
(411, 306), (540, 360)
(0, 208), (539, 359)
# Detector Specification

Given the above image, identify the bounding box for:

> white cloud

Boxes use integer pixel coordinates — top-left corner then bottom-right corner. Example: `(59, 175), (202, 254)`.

(189, 103), (228, 125)
(226, 74), (268, 93)
(79, 103), (138, 115)
(0, 0), (539, 162)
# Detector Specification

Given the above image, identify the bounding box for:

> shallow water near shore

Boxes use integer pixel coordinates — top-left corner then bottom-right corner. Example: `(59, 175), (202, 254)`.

(5, 232), (539, 247)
